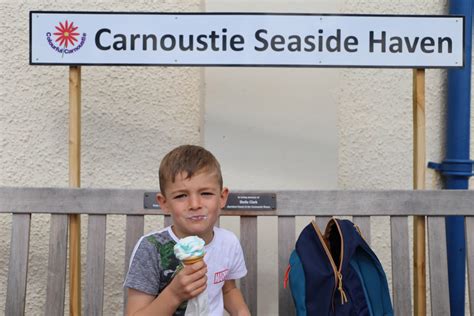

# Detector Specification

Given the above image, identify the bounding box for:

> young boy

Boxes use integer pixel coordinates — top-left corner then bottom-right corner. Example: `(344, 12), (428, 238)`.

(125, 145), (250, 316)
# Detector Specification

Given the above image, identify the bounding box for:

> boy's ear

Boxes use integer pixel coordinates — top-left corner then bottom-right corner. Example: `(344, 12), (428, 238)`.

(219, 187), (229, 209)
(156, 193), (170, 214)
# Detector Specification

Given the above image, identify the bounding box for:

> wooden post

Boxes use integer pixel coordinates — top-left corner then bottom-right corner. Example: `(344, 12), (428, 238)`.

(413, 68), (426, 316)
(69, 66), (81, 316)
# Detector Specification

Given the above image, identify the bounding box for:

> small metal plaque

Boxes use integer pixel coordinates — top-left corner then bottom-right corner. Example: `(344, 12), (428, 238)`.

(144, 192), (160, 209)
(144, 192), (277, 210)
(224, 193), (276, 210)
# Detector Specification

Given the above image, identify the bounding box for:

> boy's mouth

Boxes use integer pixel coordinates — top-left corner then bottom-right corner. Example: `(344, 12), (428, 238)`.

(187, 215), (208, 221)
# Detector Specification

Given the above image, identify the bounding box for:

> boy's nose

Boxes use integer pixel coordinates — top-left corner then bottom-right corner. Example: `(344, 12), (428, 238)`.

(189, 195), (201, 210)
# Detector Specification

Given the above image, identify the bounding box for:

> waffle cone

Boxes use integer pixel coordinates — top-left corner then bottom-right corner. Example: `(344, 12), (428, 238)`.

(182, 255), (204, 265)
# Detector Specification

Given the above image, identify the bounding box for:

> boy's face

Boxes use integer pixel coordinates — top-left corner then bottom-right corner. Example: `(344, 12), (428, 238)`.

(157, 170), (228, 244)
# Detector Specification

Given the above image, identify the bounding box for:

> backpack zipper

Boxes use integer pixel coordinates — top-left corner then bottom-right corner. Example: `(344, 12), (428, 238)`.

(311, 220), (348, 310)
(311, 221), (338, 310)
(332, 220), (348, 305)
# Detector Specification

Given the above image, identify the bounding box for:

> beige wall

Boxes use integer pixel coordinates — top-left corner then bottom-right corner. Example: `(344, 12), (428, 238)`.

(1, 1), (203, 315)
(204, 2), (339, 315)
(1, 0), (473, 315)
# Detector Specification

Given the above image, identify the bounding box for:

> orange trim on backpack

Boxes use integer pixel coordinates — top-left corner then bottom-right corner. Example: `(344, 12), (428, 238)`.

(284, 264), (291, 288)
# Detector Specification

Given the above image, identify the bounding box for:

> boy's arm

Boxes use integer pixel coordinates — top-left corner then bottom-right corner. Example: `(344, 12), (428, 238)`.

(127, 287), (180, 316)
(126, 261), (208, 316)
(223, 280), (251, 316)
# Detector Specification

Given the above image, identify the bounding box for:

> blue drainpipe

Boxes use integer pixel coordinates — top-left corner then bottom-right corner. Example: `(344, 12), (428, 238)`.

(427, 1), (472, 315)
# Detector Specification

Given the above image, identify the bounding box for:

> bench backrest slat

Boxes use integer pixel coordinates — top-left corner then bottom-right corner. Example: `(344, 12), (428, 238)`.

(45, 214), (68, 316)
(3, 188), (474, 216)
(315, 216), (331, 231)
(123, 215), (144, 314)
(466, 216), (474, 316)
(240, 216), (258, 315)
(164, 214), (172, 227)
(390, 216), (411, 316)
(427, 216), (451, 316)
(278, 216), (295, 316)
(6, 214), (31, 316)
(85, 215), (107, 316)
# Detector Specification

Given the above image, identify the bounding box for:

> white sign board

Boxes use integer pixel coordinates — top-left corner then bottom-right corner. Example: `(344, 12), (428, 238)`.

(30, 12), (464, 68)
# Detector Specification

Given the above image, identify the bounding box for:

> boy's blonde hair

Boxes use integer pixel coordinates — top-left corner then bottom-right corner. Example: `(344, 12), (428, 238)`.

(159, 145), (223, 195)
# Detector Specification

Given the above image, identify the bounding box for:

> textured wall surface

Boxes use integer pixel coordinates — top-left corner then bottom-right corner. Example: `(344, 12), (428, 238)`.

(339, 1), (472, 315)
(1, 0), (473, 315)
(0, 1), (202, 315)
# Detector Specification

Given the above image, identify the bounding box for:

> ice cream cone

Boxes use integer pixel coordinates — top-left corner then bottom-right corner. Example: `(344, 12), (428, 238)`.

(182, 255), (204, 265)
(174, 235), (206, 266)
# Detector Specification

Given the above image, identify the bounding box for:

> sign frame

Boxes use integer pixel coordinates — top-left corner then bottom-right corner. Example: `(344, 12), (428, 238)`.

(30, 11), (465, 68)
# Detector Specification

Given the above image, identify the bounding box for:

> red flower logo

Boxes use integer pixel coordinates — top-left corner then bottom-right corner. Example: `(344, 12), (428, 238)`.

(53, 20), (80, 48)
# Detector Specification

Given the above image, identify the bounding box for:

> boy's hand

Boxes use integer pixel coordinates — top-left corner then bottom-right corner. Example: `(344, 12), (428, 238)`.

(126, 262), (207, 316)
(167, 260), (208, 303)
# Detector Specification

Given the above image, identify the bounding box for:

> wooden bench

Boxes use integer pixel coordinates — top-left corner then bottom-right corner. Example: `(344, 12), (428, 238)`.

(2, 187), (474, 315)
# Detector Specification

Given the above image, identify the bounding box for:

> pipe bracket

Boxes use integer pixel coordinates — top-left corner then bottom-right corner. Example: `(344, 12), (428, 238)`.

(427, 159), (474, 177)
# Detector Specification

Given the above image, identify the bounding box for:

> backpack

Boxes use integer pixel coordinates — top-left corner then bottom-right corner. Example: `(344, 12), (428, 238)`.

(284, 218), (393, 316)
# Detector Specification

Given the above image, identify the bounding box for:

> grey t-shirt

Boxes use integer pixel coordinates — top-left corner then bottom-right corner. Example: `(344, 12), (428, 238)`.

(124, 229), (186, 315)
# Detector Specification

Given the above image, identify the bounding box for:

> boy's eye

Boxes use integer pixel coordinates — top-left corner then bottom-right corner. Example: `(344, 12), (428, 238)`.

(201, 192), (214, 196)
(173, 194), (187, 199)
